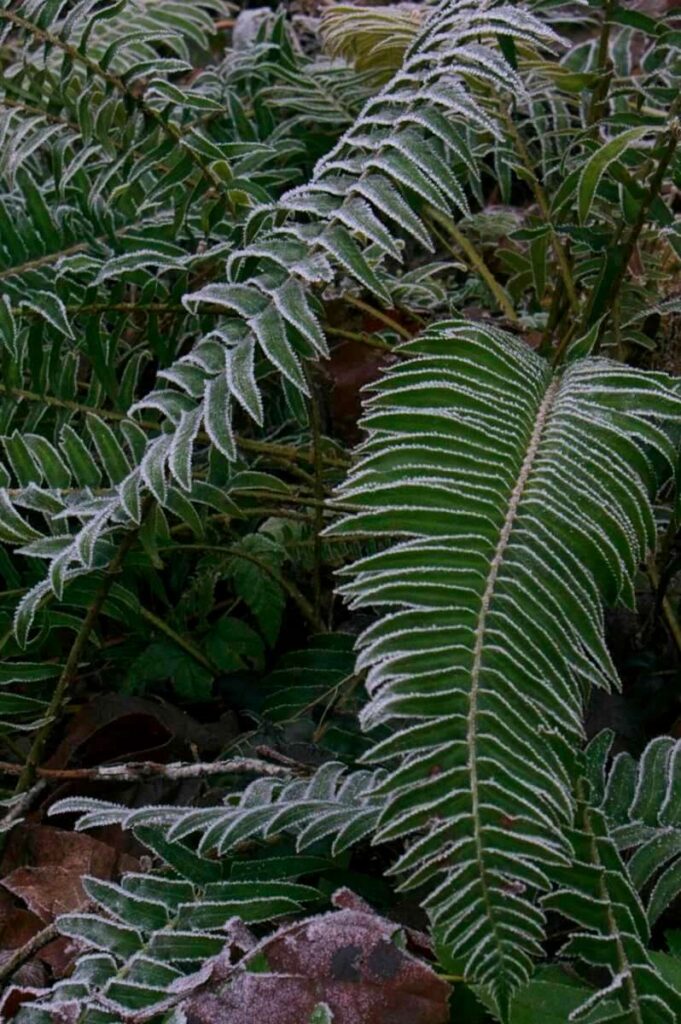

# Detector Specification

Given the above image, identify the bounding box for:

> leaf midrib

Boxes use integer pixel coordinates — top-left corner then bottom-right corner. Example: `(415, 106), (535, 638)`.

(466, 371), (559, 971)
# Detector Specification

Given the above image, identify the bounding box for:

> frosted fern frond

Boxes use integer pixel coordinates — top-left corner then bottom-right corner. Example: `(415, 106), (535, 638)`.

(544, 782), (681, 1024)
(21, 762), (383, 1021)
(588, 731), (681, 929)
(12, 831), (325, 1023)
(52, 762), (384, 857)
(325, 319), (681, 1005)
(0, 0), (560, 628)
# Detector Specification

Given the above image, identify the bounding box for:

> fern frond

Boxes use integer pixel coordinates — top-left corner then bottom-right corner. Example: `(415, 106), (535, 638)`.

(11, 829), (324, 1022)
(545, 783), (681, 1024)
(53, 761), (384, 858)
(589, 731), (681, 930)
(0, 0), (560, 631)
(321, 4), (423, 84)
(325, 319), (681, 1004)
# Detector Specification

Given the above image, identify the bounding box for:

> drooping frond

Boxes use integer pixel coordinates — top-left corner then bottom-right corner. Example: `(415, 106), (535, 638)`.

(321, 4), (424, 84)
(53, 761), (384, 858)
(325, 319), (681, 1004)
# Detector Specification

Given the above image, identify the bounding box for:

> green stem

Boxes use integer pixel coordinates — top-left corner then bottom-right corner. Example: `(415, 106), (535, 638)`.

(306, 368), (326, 627)
(427, 208), (518, 323)
(0, 383), (349, 469)
(138, 606), (215, 672)
(344, 294), (412, 339)
(503, 110), (579, 314)
(581, 104), (681, 335)
(14, 507), (150, 793)
(586, 0), (614, 128)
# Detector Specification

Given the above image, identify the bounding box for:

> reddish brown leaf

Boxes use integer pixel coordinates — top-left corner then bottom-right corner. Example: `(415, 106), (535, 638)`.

(2, 867), (92, 922)
(185, 893), (450, 1024)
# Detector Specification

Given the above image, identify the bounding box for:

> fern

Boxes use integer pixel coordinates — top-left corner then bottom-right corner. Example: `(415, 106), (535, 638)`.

(589, 732), (681, 930)
(545, 779), (681, 1024)
(54, 761), (383, 859)
(0, 0), (559, 643)
(12, 823), (326, 1023)
(1, 2), (681, 1020)
(11, 764), (384, 1020)
(325, 318), (681, 1004)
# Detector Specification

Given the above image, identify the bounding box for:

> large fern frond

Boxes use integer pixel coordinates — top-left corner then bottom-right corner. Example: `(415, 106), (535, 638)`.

(325, 319), (681, 1004)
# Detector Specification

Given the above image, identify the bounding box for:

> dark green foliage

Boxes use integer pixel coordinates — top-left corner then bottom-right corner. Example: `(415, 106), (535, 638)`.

(0, 2), (681, 1022)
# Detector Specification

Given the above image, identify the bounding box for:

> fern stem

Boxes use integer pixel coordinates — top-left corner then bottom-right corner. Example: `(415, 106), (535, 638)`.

(584, 107), (681, 334)
(14, 505), (151, 794)
(467, 376), (560, 1000)
(137, 606), (216, 673)
(426, 208), (518, 323)
(344, 294), (412, 338)
(503, 111), (579, 314)
(586, 0), (614, 128)
(306, 368), (326, 627)
(324, 324), (394, 352)
(0, 919), (59, 987)
(646, 561), (681, 659)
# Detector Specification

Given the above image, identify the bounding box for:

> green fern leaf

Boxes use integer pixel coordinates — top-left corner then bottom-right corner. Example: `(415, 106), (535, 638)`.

(326, 319), (681, 1004)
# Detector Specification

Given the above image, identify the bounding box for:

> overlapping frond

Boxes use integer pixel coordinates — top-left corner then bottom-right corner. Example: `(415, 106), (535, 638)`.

(0, 0), (560, 640)
(325, 319), (681, 1004)
(545, 784), (681, 1024)
(589, 731), (681, 929)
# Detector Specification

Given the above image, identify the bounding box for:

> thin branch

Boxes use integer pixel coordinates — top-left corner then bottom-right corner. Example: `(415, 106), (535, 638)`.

(647, 560), (681, 659)
(0, 921), (60, 986)
(344, 294), (413, 338)
(160, 543), (324, 632)
(137, 605), (215, 672)
(0, 757), (295, 782)
(427, 207), (518, 323)
(306, 368), (326, 627)
(502, 109), (579, 314)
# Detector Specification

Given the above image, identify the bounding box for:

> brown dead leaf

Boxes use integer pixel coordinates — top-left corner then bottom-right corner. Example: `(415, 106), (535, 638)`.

(185, 891), (450, 1024)
(3, 867), (92, 922)
(0, 825), (138, 985)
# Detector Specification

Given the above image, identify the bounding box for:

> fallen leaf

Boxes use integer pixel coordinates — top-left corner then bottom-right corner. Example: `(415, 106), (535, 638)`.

(185, 891), (450, 1024)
